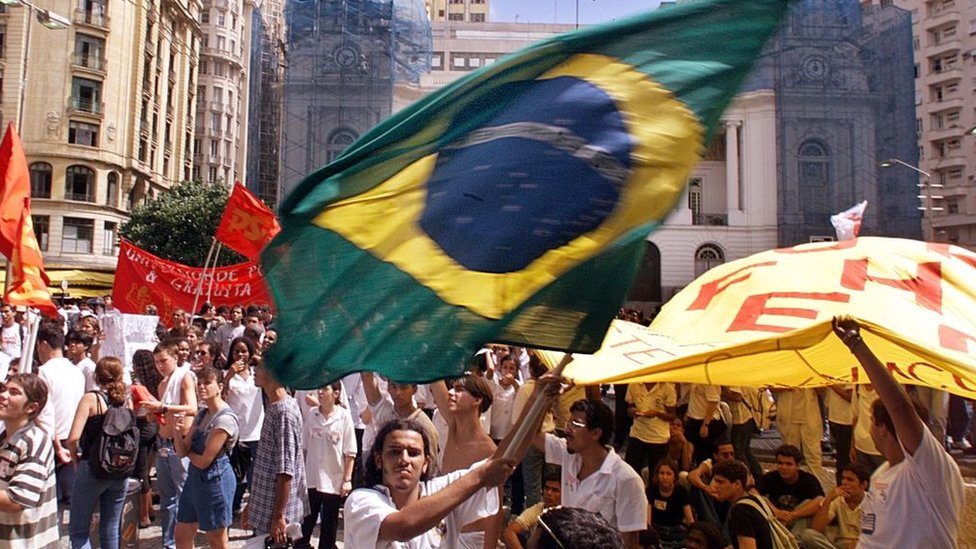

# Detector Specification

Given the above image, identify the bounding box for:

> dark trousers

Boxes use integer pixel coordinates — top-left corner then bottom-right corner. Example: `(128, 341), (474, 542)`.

(948, 395), (971, 442)
(730, 420), (763, 481)
(614, 384), (633, 449)
(231, 440), (259, 511)
(686, 418), (726, 465)
(300, 489), (343, 549)
(624, 438), (669, 477)
(829, 421), (853, 484)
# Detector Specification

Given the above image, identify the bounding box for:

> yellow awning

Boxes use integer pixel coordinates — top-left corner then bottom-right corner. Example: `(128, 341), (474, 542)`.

(0, 269), (115, 299)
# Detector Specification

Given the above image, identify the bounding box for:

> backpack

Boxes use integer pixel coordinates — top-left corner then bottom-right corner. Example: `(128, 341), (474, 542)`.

(88, 392), (139, 480)
(735, 496), (801, 549)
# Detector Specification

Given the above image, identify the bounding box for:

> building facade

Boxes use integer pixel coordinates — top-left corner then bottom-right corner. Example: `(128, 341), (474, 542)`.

(424, 0), (488, 22)
(891, 0), (976, 248)
(192, 0), (255, 186)
(3, 0), (201, 284)
(244, 0), (285, 207)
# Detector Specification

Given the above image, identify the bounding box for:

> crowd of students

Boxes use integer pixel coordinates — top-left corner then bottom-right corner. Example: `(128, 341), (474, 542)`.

(0, 301), (966, 549)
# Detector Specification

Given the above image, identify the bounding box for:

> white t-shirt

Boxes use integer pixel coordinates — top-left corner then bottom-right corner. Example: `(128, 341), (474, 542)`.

(343, 464), (499, 548)
(488, 378), (516, 440)
(76, 357), (98, 392)
(303, 406), (356, 495)
(37, 357), (85, 441)
(686, 384), (721, 421)
(213, 323), (245, 358)
(224, 371), (264, 442)
(544, 434), (647, 533)
(776, 388), (820, 425)
(626, 382), (676, 443)
(851, 387), (880, 455)
(858, 428), (964, 548)
(1, 324), (20, 359)
(826, 384), (854, 425)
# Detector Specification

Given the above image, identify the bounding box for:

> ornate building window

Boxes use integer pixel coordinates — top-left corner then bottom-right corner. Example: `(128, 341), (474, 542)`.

(798, 139), (830, 217)
(695, 243), (725, 278)
(326, 127), (358, 163)
(29, 162), (52, 198)
(65, 165), (96, 202)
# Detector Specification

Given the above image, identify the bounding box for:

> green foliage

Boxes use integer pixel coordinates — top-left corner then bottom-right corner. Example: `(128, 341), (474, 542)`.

(120, 180), (246, 267)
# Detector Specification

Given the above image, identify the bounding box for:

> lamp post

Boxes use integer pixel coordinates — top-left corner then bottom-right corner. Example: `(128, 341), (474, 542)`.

(0, 0), (70, 132)
(879, 157), (943, 242)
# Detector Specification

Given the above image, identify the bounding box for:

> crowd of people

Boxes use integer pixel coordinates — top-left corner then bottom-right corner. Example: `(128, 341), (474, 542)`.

(0, 300), (966, 549)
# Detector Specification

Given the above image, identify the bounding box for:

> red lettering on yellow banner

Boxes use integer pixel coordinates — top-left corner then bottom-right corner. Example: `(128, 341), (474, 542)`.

(687, 261), (777, 311)
(926, 242), (976, 270)
(728, 292), (851, 333)
(939, 324), (976, 353)
(840, 259), (943, 313)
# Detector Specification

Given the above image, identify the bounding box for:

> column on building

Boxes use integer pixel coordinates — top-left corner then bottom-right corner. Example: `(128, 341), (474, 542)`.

(725, 120), (741, 216)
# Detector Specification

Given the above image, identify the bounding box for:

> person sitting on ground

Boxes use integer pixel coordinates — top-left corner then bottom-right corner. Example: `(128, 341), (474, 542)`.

(502, 467), (561, 549)
(832, 317), (964, 548)
(799, 462), (870, 549)
(343, 418), (517, 548)
(647, 457), (693, 546)
(684, 522), (724, 549)
(756, 443), (824, 534)
(526, 506), (624, 549)
(687, 440), (736, 526)
(711, 460), (772, 549)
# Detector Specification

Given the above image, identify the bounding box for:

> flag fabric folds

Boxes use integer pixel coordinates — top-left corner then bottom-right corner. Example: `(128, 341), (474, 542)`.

(0, 124), (56, 317)
(547, 238), (976, 399)
(215, 182), (280, 260)
(0, 124), (32, 260)
(261, 0), (791, 389)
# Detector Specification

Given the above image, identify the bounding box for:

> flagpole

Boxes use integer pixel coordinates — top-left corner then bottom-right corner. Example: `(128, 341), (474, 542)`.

(21, 307), (39, 374)
(191, 238), (218, 317)
(206, 243), (223, 302)
(500, 353), (573, 460)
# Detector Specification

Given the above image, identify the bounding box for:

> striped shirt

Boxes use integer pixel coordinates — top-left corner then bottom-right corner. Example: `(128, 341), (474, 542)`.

(0, 422), (58, 548)
(248, 396), (308, 534)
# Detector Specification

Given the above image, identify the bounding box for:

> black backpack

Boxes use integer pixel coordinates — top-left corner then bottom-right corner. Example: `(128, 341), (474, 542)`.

(89, 392), (139, 480)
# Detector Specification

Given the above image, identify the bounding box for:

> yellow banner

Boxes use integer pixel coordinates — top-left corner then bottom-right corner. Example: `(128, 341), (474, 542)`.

(546, 237), (976, 397)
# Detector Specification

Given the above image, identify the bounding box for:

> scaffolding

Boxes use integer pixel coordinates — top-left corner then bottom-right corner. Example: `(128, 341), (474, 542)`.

(246, 0), (287, 208)
(742, 0), (921, 245)
(279, 0), (432, 198)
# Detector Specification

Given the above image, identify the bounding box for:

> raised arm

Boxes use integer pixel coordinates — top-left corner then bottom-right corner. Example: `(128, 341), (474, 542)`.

(833, 317), (924, 455)
(428, 379), (453, 424)
(378, 457), (515, 541)
(361, 371), (383, 406)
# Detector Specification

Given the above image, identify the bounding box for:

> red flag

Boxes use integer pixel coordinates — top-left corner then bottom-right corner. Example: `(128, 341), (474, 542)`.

(112, 240), (271, 321)
(0, 124), (31, 259)
(215, 183), (280, 260)
(5, 203), (57, 318)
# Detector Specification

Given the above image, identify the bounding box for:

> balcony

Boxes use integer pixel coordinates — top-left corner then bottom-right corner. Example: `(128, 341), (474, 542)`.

(71, 53), (107, 73)
(926, 96), (964, 112)
(210, 100), (226, 111)
(208, 127), (222, 138)
(139, 118), (151, 136)
(65, 190), (95, 202)
(68, 97), (104, 116)
(692, 213), (728, 226)
(927, 37), (962, 57)
(73, 8), (110, 30)
(925, 66), (962, 87)
(924, 8), (959, 31)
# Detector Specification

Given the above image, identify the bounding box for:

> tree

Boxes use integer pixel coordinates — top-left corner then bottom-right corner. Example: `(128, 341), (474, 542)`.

(120, 180), (246, 267)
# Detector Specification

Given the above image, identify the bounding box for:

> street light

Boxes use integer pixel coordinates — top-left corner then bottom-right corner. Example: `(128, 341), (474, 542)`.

(0, 0), (70, 131)
(879, 157), (943, 241)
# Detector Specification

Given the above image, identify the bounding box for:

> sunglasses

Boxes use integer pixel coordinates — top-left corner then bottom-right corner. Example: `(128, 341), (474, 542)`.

(536, 506), (566, 549)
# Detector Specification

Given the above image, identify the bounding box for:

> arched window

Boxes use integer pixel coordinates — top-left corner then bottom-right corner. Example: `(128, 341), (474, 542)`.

(695, 243), (725, 278)
(65, 165), (96, 202)
(106, 172), (119, 208)
(798, 139), (830, 216)
(326, 127), (358, 163)
(29, 162), (52, 198)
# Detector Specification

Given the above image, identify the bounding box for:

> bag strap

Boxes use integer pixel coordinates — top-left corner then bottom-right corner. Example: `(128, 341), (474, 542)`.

(736, 496), (775, 521)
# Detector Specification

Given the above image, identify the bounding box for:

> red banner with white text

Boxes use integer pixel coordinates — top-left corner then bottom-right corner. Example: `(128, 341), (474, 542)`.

(113, 240), (271, 321)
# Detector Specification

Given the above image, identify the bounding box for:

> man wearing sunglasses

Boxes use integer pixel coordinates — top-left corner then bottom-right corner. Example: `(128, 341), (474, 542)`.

(530, 399), (647, 549)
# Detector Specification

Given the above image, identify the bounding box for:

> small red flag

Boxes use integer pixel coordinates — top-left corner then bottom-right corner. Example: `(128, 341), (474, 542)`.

(5, 203), (57, 318)
(0, 124), (32, 260)
(215, 182), (280, 260)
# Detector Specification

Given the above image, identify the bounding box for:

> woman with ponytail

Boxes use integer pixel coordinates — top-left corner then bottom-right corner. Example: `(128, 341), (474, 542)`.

(65, 356), (134, 549)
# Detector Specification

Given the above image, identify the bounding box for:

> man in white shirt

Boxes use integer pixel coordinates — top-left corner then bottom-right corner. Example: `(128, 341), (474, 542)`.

(833, 317), (964, 548)
(35, 322), (85, 521)
(212, 305), (245, 358)
(0, 304), (21, 360)
(65, 330), (97, 391)
(800, 462), (870, 549)
(531, 398), (647, 549)
(343, 418), (514, 548)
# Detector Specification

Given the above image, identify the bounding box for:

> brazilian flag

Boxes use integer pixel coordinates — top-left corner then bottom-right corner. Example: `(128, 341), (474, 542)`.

(262, 0), (791, 389)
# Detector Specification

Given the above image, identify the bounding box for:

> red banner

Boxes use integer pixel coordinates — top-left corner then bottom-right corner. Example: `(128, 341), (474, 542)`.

(215, 183), (280, 260)
(113, 240), (271, 321)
